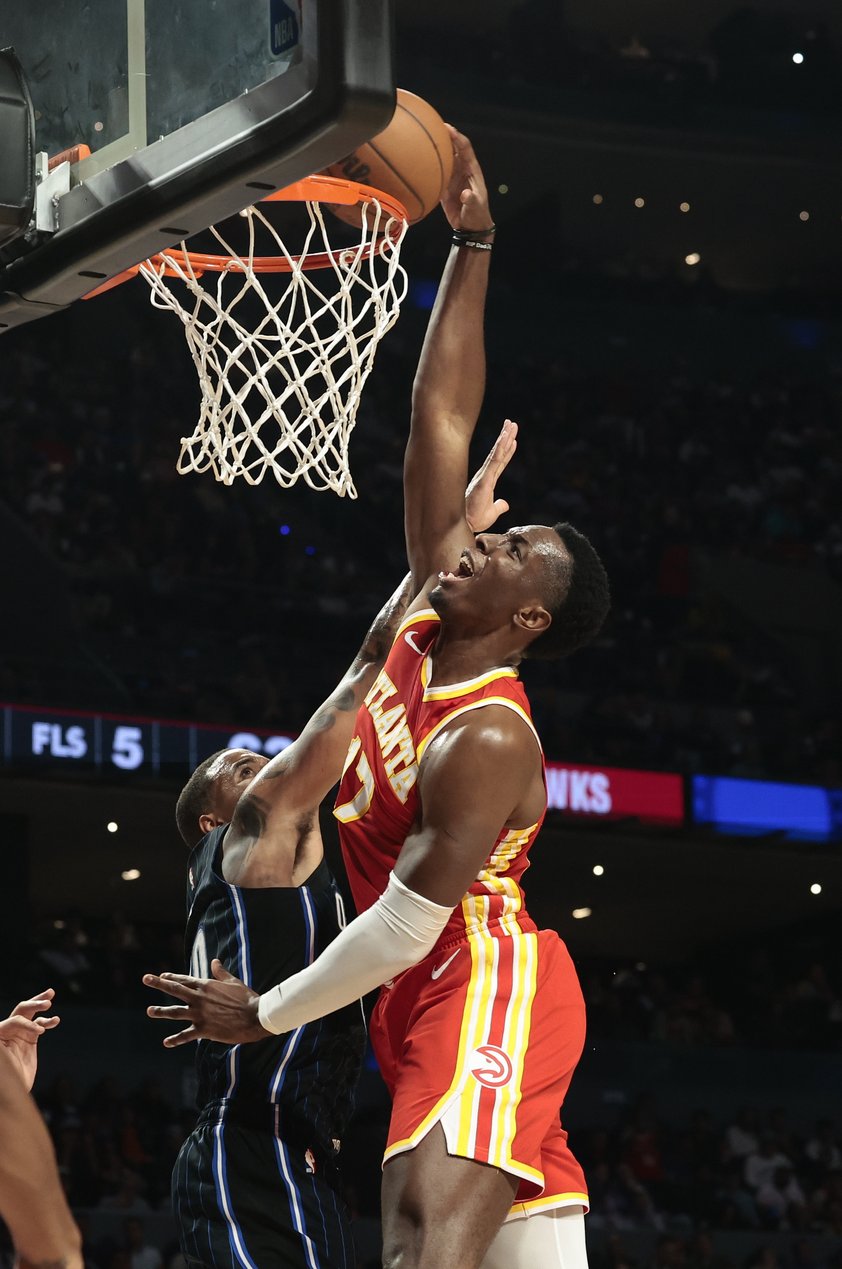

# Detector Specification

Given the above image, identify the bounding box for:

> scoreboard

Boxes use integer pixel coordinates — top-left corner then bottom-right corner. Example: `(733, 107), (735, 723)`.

(2, 701), (295, 777)
(0, 701), (686, 829)
(5, 702), (838, 840)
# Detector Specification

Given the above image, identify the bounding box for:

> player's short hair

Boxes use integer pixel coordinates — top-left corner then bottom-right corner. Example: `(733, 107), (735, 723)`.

(175, 749), (227, 847)
(527, 522), (610, 661)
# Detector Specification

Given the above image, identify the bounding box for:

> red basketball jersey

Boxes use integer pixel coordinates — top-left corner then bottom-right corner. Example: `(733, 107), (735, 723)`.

(334, 608), (547, 948)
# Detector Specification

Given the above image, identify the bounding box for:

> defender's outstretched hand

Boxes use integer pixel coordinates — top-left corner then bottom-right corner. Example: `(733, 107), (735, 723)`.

(441, 127), (493, 234)
(465, 419), (518, 533)
(144, 961), (268, 1047)
(0, 989), (60, 1091)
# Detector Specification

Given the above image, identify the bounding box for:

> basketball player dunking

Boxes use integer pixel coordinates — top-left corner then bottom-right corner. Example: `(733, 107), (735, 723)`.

(145, 130), (610, 1269)
(147, 428), (516, 1269)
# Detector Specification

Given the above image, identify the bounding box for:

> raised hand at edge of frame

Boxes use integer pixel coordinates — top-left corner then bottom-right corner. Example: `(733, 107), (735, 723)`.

(0, 988), (60, 1091)
(465, 419), (519, 533)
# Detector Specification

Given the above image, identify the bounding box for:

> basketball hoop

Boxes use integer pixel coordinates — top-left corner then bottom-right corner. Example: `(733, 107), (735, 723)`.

(89, 176), (409, 496)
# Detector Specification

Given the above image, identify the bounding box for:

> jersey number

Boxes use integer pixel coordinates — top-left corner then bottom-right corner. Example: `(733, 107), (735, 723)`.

(334, 736), (375, 823)
(190, 927), (209, 980)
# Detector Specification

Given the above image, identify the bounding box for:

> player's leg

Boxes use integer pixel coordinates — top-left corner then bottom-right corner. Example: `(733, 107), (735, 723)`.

(173, 1120), (353, 1268)
(378, 930), (587, 1269)
(381, 1123), (517, 1269)
(480, 1205), (588, 1269)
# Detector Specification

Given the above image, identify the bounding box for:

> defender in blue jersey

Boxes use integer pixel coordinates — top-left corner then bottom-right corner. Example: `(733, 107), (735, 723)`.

(168, 577), (412, 1269)
(175, 824), (365, 1269)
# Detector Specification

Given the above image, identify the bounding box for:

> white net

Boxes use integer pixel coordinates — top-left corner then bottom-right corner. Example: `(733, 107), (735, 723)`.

(139, 192), (409, 496)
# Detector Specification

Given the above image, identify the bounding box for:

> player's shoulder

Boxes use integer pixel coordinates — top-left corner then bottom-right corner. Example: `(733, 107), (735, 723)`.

(382, 605), (440, 667)
(394, 604), (440, 639)
(425, 700), (538, 767)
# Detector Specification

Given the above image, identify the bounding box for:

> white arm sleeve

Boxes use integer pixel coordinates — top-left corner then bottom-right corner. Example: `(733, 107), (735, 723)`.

(257, 872), (453, 1035)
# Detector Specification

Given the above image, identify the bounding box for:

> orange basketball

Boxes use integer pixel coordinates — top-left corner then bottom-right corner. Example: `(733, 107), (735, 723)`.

(321, 88), (454, 226)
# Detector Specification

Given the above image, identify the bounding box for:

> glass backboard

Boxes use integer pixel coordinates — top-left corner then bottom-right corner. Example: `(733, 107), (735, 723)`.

(3, 0), (306, 178)
(0, 0), (395, 332)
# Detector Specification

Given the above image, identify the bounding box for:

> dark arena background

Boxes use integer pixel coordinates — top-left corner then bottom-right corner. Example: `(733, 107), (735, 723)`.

(3, 1), (842, 1266)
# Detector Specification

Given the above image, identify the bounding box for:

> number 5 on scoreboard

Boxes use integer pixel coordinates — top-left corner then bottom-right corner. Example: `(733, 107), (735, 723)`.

(112, 725), (144, 770)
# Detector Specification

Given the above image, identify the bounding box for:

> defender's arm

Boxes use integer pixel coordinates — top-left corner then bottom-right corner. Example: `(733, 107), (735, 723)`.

(404, 129), (496, 593)
(224, 572), (412, 857)
(144, 710), (538, 1043)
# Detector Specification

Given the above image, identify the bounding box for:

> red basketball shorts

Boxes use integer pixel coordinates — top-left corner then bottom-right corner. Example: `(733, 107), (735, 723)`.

(370, 925), (589, 1219)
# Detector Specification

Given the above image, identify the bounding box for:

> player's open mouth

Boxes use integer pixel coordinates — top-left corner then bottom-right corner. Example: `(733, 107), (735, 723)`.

(438, 552), (476, 583)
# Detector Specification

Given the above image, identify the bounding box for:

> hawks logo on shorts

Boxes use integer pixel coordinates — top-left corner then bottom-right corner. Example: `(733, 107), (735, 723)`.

(470, 1045), (514, 1089)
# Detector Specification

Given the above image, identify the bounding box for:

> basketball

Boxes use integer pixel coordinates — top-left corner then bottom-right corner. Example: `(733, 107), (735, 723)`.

(321, 88), (455, 226)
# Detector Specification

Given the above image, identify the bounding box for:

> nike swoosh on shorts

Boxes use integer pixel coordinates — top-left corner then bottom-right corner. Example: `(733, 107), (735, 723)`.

(431, 949), (461, 980)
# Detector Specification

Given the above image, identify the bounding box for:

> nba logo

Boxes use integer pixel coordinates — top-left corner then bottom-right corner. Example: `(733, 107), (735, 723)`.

(304, 1148), (317, 1174)
(270, 0), (300, 56)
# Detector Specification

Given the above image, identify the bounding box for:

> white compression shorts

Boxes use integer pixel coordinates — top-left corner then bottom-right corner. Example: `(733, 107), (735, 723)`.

(480, 1206), (588, 1269)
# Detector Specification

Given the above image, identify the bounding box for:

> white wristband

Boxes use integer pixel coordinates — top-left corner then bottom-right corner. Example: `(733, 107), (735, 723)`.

(257, 872), (453, 1035)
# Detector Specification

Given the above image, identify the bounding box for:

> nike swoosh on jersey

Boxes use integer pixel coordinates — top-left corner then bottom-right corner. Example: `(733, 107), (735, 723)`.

(431, 948), (461, 980)
(404, 631), (425, 655)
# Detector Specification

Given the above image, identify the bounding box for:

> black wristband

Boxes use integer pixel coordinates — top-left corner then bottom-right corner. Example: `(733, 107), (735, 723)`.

(452, 224), (496, 244)
(453, 237), (493, 251)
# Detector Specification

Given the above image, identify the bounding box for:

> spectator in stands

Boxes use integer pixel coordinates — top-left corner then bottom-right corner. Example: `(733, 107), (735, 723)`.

(98, 1168), (150, 1213)
(124, 1216), (162, 1269)
(755, 1165), (807, 1227)
(726, 1108), (761, 1161)
(744, 1136), (793, 1191)
(805, 1120), (842, 1176)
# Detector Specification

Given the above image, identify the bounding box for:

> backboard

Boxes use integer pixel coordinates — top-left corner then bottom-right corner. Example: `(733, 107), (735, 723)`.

(0, 0), (395, 332)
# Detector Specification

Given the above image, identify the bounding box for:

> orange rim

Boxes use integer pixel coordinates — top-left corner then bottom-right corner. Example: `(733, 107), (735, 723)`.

(83, 176), (408, 298)
(48, 143), (92, 171)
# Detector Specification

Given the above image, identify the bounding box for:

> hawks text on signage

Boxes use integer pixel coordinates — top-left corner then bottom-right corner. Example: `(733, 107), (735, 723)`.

(545, 766), (613, 815)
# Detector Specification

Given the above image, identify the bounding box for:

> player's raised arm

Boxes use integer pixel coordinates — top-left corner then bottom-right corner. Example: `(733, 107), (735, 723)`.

(222, 571), (413, 857)
(0, 1047), (83, 1269)
(0, 988), (60, 1091)
(404, 128), (497, 593)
